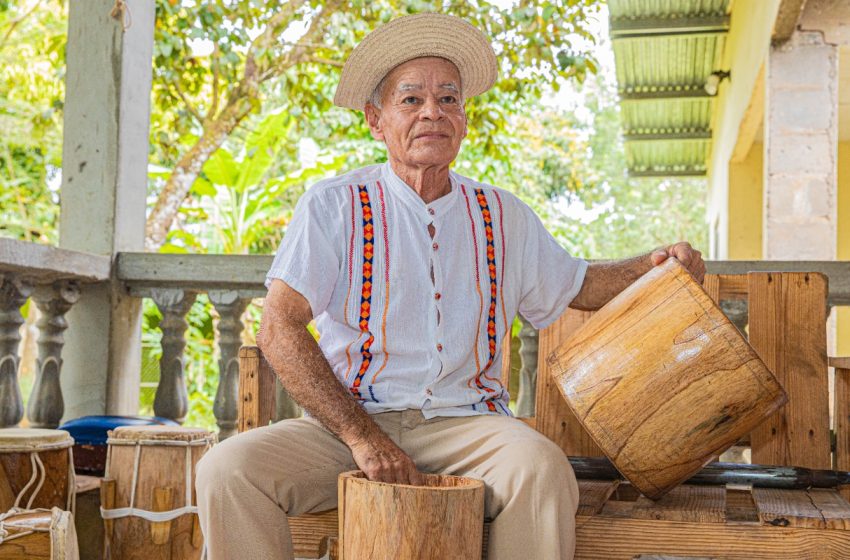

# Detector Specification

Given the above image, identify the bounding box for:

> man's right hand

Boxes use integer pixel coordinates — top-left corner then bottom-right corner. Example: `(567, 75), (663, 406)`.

(349, 433), (426, 486)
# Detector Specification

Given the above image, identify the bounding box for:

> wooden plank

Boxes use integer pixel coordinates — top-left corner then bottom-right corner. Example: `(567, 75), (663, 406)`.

(807, 489), (850, 530)
(748, 272), (830, 469)
(630, 486), (726, 524)
(574, 514), (850, 559)
(237, 345), (276, 432)
(752, 488), (828, 529)
(706, 261), (850, 306)
(289, 510), (337, 559)
(577, 480), (620, 516)
(535, 308), (604, 457)
(703, 274), (719, 304)
(726, 488), (759, 523)
(834, 364), (850, 502)
(830, 357), (850, 369)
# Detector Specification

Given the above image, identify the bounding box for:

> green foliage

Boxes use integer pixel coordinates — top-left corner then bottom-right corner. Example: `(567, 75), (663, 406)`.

(0, 0), (66, 242)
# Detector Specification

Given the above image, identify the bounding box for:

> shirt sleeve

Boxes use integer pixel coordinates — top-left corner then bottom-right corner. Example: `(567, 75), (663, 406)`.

(265, 189), (341, 318)
(517, 202), (588, 330)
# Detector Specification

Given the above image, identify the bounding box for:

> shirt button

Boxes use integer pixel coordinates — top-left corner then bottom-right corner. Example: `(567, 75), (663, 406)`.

(426, 388), (433, 396)
(432, 242), (439, 251)
(428, 208), (435, 216)
(434, 292), (442, 301)
(436, 343), (443, 352)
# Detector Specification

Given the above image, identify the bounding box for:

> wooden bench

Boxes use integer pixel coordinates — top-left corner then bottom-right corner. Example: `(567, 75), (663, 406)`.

(238, 271), (850, 559)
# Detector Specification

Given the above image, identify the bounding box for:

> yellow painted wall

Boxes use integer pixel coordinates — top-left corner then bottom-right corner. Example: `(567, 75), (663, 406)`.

(838, 142), (850, 357)
(706, 0), (780, 258)
(728, 143), (763, 260)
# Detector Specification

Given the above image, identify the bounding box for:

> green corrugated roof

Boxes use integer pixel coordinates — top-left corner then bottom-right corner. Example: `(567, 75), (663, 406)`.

(608, 0), (731, 177)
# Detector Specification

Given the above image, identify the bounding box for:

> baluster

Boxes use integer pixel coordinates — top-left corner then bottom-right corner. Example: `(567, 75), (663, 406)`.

(515, 316), (539, 417)
(151, 289), (196, 423)
(209, 290), (250, 440)
(28, 281), (81, 428)
(0, 276), (32, 428)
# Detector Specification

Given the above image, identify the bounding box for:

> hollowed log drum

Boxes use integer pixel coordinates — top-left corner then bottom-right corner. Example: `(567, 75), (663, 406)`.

(547, 258), (787, 499)
(0, 428), (75, 512)
(338, 471), (484, 560)
(100, 426), (214, 560)
(0, 507), (79, 560)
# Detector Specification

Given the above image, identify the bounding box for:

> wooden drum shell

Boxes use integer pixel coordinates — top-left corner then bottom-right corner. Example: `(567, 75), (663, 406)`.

(102, 426), (213, 560)
(0, 507), (79, 560)
(0, 429), (74, 512)
(548, 258), (787, 499)
(338, 471), (484, 560)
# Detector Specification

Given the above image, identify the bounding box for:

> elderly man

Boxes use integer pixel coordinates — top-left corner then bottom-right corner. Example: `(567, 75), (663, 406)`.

(196, 13), (705, 560)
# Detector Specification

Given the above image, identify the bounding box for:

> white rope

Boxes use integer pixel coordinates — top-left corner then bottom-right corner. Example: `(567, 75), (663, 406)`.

(0, 507), (53, 546)
(100, 436), (213, 523)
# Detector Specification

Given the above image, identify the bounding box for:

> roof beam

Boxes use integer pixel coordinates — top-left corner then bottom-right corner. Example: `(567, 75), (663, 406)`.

(619, 89), (712, 101)
(623, 131), (712, 142)
(610, 16), (730, 38)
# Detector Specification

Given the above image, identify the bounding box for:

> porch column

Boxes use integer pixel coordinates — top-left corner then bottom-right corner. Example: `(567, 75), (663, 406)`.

(58, 1), (155, 420)
(763, 30), (838, 260)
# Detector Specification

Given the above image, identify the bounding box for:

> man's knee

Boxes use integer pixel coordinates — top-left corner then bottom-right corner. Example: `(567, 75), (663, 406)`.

(196, 433), (256, 498)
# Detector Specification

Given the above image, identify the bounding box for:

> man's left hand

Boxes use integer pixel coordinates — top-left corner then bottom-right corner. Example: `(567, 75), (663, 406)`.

(650, 241), (706, 284)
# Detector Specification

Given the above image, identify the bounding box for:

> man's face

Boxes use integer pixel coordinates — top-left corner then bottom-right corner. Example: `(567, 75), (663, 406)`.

(365, 57), (467, 170)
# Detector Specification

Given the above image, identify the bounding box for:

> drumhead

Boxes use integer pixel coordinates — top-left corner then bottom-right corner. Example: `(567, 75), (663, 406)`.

(109, 425), (214, 443)
(0, 428), (74, 451)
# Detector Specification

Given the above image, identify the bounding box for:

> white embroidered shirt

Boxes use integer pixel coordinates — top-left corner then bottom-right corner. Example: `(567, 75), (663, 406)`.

(266, 163), (587, 418)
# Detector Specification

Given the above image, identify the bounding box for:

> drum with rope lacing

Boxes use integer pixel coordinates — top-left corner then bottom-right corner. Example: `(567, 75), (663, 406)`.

(100, 425), (214, 560)
(0, 428), (76, 514)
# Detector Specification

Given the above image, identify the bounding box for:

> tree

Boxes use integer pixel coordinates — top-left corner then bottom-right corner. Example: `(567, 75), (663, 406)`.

(145, 0), (598, 250)
(0, 0), (66, 244)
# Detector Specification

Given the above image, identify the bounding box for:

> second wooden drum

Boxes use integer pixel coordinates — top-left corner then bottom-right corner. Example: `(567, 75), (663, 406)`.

(547, 258), (787, 499)
(100, 425), (214, 560)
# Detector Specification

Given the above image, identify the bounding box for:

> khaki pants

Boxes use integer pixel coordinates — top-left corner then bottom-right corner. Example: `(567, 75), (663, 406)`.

(196, 410), (579, 560)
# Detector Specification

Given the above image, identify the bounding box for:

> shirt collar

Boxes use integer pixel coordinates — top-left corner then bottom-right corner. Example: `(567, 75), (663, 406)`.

(381, 163), (459, 224)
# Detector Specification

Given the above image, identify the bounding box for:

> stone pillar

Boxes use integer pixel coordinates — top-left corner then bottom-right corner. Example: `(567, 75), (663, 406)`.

(764, 31), (838, 260)
(58, 1), (155, 420)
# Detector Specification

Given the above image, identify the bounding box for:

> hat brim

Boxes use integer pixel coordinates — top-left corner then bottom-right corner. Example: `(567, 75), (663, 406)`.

(333, 13), (498, 111)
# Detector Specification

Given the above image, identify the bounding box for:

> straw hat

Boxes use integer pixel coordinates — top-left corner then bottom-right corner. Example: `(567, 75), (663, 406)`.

(333, 13), (498, 111)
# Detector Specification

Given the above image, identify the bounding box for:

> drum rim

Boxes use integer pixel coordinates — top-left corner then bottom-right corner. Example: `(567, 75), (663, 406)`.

(0, 428), (74, 451)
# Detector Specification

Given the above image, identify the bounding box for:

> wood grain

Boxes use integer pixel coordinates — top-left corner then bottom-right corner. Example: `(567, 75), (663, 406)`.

(751, 488), (850, 530)
(338, 471), (484, 560)
(748, 273), (830, 469)
(237, 345), (276, 432)
(0, 446), (72, 511)
(629, 485), (726, 524)
(575, 514), (850, 560)
(0, 509), (76, 559)
(105, 427), (212, 560)
(834, 364), (850, 502)
(577, 480), (620, 516)
(548, 259), (785, 498)
(536, 308), (604, 457)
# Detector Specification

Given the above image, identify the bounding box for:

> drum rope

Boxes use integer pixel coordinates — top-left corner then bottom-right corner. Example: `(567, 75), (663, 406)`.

(13, 452), (45, 510)
(100, 437), (213, 523)
(0, 507), (52, 545)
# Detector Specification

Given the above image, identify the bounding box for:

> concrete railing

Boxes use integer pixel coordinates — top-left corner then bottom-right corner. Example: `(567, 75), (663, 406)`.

(4, 238), (850, 438)
(0, 238), (110, 428)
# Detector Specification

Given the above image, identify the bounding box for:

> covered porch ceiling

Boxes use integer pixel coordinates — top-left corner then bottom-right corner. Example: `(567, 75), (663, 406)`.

(608, 0), (731, 178)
